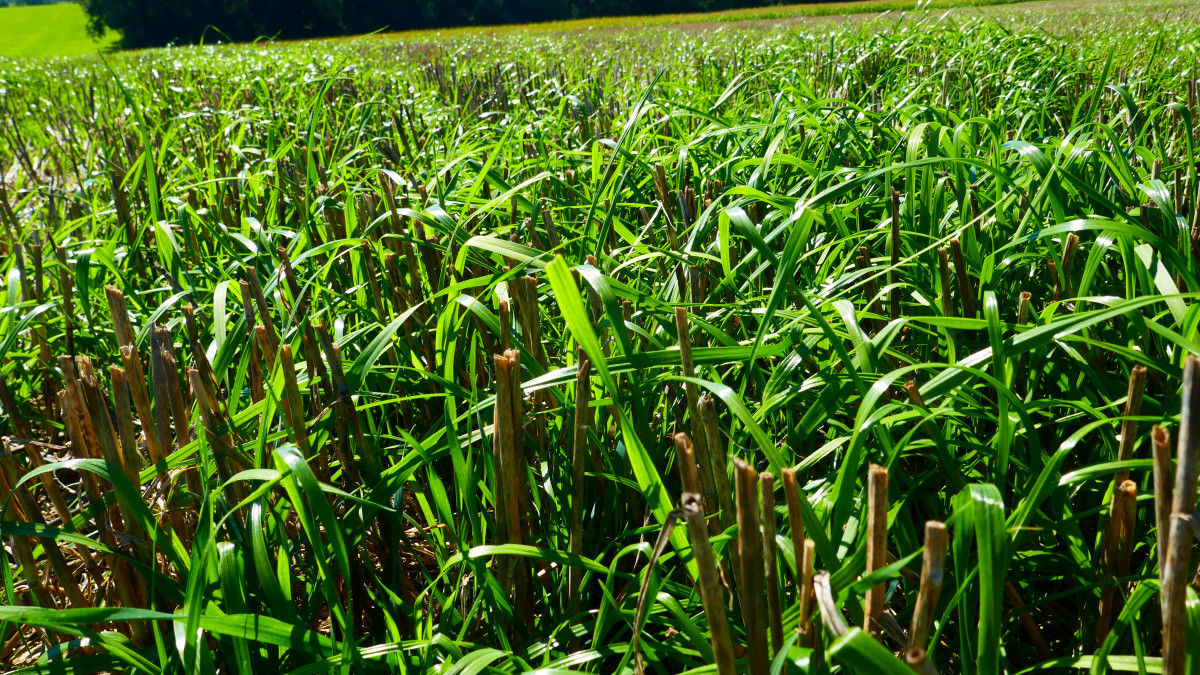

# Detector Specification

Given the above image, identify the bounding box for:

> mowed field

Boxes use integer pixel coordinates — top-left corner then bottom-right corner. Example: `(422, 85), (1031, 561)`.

(0, 3), (116, 58)
(4, 0), (1200, 674)
(0, 0), (1063, 59)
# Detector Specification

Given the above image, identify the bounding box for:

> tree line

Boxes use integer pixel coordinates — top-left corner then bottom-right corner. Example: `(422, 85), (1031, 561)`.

(77, 0), (794, 49)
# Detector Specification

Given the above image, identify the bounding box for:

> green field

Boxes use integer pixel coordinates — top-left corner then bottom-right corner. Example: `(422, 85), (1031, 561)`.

(367, 0), (1023, 40)
(0, 2), (116, 58)
(4, 0), (1200, 673)
(0, 0), (1021, 59)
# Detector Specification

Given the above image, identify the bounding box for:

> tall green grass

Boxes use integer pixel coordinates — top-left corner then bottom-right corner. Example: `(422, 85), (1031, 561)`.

(2, 2), (1200, 674)
(0, 3), (116, 59)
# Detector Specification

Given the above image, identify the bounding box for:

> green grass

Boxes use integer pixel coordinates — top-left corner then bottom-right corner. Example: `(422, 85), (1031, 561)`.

(363, 0), (1023, 41)
(0, 3), (116, 59)
(3, 1), (1200, 674)
(0, 0), (1014, 59)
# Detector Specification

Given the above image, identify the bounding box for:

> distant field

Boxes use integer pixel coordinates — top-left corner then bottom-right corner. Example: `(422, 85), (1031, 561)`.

(0, 0), (1020, 58)
(365, 0), (1022, 41)
(0, 3), (117, 58)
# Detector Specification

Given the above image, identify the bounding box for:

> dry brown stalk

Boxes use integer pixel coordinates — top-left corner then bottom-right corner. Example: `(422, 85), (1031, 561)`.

(76, 365), (150, 644)
(908, 521), (947, 649)
(1115, 480), (1138, 574)
(949, 238), (976, 319)
(119, 346), (164, 464)
(252, 324), (278, 383)
(675, 433), (704, 505)
(652, 165), (673, 228)
(1098, 366), (1147, 640)
(54, 246), (75, 357)
(1099, 367), (1142, 638)
(240, 281), (266, 403)
(1111, 366), (1149, 486)
(1048, 259), (1063, 304)
(504, 348), (532, 538)
(541, 207), (561, 248)
(734, 458), (769, 675)
(675, 308), (717, 518)
(568, 354), (593, 613)
(700, 395), (739, 593)
(0, 377), (32, 439)
(760, 472), (784, 654)
(110, 367), (145, 492)
(798, 539), (816, 645)
(673, 266), (689, 305)
(77, 365), (136, 528)
(279, 344), (311, 457)
(1017, 291), (1032, 325)
(699, 396), (735, 532)
(245, 267), (279, 360)
(103, 284), (136, 348)
(525, 283), (548, 459)
(299, 312), (332, 414)
(106, 287), (163, 461)
(401, 234), (437, 368)
(155, 325), (190, 443)
(1152, 425), (1173, 576)
(1060, 233), (1080, 299)
(361, 244), (389, 326)
(183, 304), (219, 410)
(0, 448), (89, 609)
(890, 190), (901, 320)
(414, 220), (444, 294)
(1004, 582), (1050, 658)
(381, 252), (411, 329)
(58, 360), (114, 539)
(499, 299), (512, 352)
(493, 349), (533, 628)
(492, 353), (515, 565)
(864, 464), (889, 637)
(937, 247), (954, 321)
(905, 647), (940, 675)
(0, 454), (59, 612)
(378, 174), (404, 253)
(781, 467), (806, 577)
(316, 323), (377, 482)
(15, 436), (77, 545)
(150, 324), (176, 461)
(680, 492), (737, 675)
(157, 329), (202, 496)
(187, 368), (249, 510)
(1162, 354), (1200, 675)
(814, 571), (849, 637)
(56, 369), (102, 511)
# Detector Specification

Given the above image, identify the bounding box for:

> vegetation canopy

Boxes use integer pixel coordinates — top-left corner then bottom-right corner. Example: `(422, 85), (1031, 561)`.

(77, 0), (805, 49)
(0, 3), (116, 59)
(2, 1), (1200, 673)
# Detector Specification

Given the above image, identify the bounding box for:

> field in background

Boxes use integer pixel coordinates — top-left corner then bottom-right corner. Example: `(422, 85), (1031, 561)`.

(0, 3), (116, 58)
(0, 0), (1032, 59)
(366, 0), (1022, 41)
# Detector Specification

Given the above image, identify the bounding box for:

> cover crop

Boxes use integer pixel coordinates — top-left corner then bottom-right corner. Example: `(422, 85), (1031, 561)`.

(1, 2), (1200, 673)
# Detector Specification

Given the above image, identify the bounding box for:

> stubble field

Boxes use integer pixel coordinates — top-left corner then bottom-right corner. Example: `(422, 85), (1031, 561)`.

(2, 1), (1200, 673)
